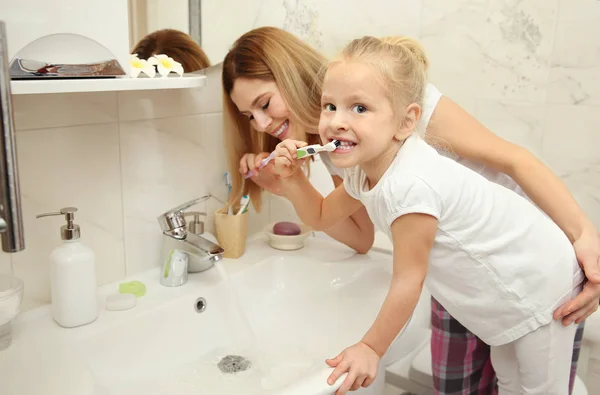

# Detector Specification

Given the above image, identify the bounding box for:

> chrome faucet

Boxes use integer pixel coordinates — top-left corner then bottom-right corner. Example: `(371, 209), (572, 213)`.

(0, 21), (24, 253)
(157, 195), (224, 287)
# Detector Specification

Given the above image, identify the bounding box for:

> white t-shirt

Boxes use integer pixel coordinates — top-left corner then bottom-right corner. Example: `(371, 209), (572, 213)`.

(343, 135), (583, 346)
(321, 83), (527, 198)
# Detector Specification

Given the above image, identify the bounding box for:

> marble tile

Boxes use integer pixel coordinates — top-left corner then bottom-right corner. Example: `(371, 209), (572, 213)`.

(475, 100), (545, 156)
(117, 88), (206, 122)
(419, 0), (490, 114)
(548, 0), (600, 105)
(252, 0), (422, 58)
(117, 65), (223, 122)
(12, 124), (125, 306)
(548, 68), (600, 106)
(201, 113), (230, 204)
(0, 254), (12, 275)
(541, 104), (600, 229)
(269, 194), (301, 224)
(478, 0), (559, 102)
(119, 115), (209, 275)
(13, 92), (119, 130)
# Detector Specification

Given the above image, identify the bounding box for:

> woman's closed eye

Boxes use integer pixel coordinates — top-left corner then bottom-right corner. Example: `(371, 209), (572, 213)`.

(351, 104), (367, 114)
(247, 99), (270, 120)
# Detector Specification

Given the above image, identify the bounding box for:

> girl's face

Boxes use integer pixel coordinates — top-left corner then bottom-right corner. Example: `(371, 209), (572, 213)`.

(230, 78), (304, 141)
(319, 61), (406, 171)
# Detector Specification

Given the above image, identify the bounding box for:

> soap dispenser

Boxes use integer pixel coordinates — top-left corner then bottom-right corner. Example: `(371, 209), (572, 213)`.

(37, 207), (98, 328)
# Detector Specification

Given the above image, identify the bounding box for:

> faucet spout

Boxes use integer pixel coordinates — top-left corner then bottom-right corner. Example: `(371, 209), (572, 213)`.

(177, 232), (224, 260)
(158, 196), (225, 286)
(0, 21), (24, 253)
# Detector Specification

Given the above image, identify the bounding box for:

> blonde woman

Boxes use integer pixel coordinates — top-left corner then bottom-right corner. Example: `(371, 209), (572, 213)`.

(222, 27), (600, 394)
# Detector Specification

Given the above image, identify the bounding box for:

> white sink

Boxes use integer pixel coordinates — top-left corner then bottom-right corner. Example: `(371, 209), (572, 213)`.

(0, 237), (431, 395)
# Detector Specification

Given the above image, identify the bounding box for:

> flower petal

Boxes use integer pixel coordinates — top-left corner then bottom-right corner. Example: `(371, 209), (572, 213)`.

(147, 56), (158, 65)
(129, 67), (142, 78)
(142, 65), (156, 78)
(173, 64), (184, 76)
(154, 54), (168, 60)
(157, 64), (170, 77)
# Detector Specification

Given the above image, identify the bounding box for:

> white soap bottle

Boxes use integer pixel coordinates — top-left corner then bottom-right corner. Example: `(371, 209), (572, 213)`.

(37, 207), (98, 327)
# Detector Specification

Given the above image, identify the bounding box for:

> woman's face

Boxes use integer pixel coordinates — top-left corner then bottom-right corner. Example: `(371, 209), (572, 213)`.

(230, 78), (304, 141)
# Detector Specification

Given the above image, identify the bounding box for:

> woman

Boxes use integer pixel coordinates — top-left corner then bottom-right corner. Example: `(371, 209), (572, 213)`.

(222, 27), (600, 394)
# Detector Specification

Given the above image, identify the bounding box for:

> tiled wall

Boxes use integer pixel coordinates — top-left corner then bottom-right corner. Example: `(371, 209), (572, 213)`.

(2, 65), (272, 310)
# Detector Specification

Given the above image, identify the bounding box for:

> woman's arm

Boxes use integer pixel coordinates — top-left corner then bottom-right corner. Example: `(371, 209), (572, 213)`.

(427, 96), (600, 324)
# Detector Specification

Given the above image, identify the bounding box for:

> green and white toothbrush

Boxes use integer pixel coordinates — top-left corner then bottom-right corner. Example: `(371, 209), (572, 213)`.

(296, 140), (341, 159)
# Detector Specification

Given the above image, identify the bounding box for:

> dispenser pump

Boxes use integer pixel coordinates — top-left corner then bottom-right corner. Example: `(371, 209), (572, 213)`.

(36, 207), (81, 240)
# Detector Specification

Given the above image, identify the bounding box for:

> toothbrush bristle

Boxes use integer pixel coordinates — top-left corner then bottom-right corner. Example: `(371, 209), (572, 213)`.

(333, 140), (341, 147)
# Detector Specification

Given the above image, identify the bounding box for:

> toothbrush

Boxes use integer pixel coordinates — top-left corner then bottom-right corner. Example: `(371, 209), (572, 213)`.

(236, 195), (250, 215)
(296, 140), (341, 159)
(224, 172), (233, 214)
(244, 140), (340, 179)
(244, 151), (276, 179)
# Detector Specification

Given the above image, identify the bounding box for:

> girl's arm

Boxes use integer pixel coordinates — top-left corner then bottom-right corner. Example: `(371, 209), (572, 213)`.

(274, 139), (365, 233)
(325, 213), (436, 394)
(319, 175), (374, 254)
(428, 96), (600, 324)
(281, 171), (364, 232)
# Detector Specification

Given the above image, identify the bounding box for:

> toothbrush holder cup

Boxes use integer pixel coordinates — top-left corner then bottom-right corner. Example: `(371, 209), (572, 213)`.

(214, 207), (248, 259)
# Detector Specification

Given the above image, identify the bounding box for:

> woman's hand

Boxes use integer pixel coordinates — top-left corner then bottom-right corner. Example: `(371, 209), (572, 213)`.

(325, 342), (380, 395)
(239, 152), (284, 196)
(554, 226), (600, 325)
(273, 140), (307, 179)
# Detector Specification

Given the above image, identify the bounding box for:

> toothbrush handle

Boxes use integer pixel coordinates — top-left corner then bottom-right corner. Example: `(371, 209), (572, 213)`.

(244, 152), (274, 179)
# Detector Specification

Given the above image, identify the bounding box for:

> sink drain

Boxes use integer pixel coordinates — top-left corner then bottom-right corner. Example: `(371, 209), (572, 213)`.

(217, 355), (251, 373)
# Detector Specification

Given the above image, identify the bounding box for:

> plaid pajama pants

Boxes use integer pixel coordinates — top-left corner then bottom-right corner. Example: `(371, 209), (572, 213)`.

(431, 296), (585, 395)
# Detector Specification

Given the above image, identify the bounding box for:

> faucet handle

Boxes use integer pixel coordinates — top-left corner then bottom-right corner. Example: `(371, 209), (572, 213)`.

(157, 195), (211, 234)
(185, 211), (206, 235)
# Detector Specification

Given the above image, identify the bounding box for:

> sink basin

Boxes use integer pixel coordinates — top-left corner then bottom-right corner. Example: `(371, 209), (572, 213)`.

(0, 237), (431, 395)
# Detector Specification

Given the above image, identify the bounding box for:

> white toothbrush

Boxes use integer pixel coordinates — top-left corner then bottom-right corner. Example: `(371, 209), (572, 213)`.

(225, 172), (233, 214)
(296, 140), (341, 159)
(236, 195), (250, 215)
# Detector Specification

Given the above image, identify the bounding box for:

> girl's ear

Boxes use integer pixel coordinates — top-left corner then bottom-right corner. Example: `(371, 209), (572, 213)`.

(394, 103), (421, 141)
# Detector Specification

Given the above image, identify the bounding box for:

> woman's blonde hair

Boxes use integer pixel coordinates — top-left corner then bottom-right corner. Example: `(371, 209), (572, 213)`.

(334, 36), (429, 118)
(222, 27), (325, 211)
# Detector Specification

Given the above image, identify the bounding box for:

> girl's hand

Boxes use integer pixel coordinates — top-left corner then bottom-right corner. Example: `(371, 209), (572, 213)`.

(554, 227), (600, 325)
(239, 152), (284, 196)
(326, 342), (380, 395)
(274, 140), (307, 179)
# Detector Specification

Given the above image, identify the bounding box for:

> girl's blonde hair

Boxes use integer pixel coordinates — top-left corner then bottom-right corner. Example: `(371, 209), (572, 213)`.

(335, 36), (429, 118)
(222, 27), (324, 211)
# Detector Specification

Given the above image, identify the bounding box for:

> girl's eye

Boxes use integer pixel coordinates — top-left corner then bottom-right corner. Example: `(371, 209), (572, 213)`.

(262, 99), (270, 110)
(323, 103), (336, 111)
(351, 104), (367, 114)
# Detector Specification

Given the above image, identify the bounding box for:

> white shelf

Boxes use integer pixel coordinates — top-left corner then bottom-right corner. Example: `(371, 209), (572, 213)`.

(10, 74), (207, 95)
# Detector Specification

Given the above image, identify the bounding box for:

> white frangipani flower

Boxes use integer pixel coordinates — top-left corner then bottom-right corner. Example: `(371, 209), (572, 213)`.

(152, 54), (184, 77)
(129, 54), (156, 78)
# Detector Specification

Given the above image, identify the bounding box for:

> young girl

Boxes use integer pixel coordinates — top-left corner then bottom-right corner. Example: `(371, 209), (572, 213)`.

(273, 36), (584, 395)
